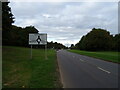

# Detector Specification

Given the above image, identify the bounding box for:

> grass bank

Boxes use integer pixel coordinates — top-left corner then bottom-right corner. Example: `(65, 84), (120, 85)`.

(3, 46), (62, 88)
(68, 50), (119, 63)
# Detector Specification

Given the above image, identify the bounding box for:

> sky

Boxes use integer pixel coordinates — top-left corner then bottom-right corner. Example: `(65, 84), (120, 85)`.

(9, 0), (118, 47)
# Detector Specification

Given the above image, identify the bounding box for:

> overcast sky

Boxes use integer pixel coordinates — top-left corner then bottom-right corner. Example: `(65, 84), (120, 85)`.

(9, 1), (118, 46)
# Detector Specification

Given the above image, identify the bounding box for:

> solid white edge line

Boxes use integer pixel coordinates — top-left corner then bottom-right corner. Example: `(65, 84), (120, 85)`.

(97, 67), (111, 74)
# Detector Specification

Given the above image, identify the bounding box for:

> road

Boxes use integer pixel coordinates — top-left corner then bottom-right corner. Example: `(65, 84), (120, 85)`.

(57, 50), (119, 88)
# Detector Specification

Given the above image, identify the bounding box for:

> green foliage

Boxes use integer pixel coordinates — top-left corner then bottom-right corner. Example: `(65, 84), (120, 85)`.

(2, 2), (14, 45)
(2, 2), (66, 49)
(75, 28), (117, 51)
(2, 2), (14, 30)
(113, 34), (120, 51)
(3, 46), (61, 88)
(70, 44), (74, 49)
(9, 25), (39, 46)
(68, 50), (119, 63)
(77, 36), (86, 50)
(47, 41), (66, 49)
(2, 2), (40, 47)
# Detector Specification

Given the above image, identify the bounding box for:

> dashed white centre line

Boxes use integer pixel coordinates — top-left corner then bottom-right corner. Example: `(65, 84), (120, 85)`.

(97, 67), (111, 74)
(78, 58), (111, 74)
(80, 59), (85, 62)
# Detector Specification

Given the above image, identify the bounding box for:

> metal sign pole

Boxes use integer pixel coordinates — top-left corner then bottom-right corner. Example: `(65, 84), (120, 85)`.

(29, 33), (47, 60)
(45, 44), (47, 60)
(31, 45), (32, 59)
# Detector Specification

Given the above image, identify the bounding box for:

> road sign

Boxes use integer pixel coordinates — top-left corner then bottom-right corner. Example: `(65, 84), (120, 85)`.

(29, 33), (47, 59)
(29, 33), (47, 45)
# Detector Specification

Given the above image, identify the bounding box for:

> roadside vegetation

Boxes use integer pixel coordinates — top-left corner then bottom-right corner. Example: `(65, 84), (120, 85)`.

(3, 46), (62, 88)
(68, 50), (120, 63)
(70, 28), (120, 52)
(69, 28), (120, 63)
(2, 2), (120, 88)
(2, 2), (67, 49)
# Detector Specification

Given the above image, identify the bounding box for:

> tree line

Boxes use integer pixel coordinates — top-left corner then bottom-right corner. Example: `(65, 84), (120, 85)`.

(72, 28), (120, 51)
(2, 2), (66, 49)
(2, 2), (119, 51)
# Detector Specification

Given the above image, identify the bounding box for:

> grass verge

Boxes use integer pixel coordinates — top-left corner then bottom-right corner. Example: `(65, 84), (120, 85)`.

(3, 46), (61, 88)
(68, 49), (120, 63)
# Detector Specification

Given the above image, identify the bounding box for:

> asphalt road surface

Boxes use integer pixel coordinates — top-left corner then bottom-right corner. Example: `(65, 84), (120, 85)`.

(57, 50), (119, 88)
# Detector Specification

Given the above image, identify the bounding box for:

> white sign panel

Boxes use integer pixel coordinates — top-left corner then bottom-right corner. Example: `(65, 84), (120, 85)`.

(29, 33), (47, 45)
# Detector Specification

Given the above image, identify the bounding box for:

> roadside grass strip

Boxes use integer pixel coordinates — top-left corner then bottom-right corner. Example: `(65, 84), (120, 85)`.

(3, 46), (61, 88)
(68, 50), (119, 63)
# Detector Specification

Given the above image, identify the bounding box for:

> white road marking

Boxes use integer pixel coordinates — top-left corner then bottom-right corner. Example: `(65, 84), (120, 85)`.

(97, 67), (111, 74)
(80, 59), (85, 62)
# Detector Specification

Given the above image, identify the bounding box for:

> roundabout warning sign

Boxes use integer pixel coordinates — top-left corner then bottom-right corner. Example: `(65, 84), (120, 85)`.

(29, 33), (47, 59)
(29, 33), (47, 45)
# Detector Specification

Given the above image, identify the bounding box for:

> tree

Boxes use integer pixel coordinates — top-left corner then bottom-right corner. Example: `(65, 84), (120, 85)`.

(70, 44), (74, 49)
(76, 28), (113, 51)
(2, 2), (14, 45)
(77, 35), (86, 50)
(23, 26), (39, 46)
(9, 25), (39, 47)
(114, 34), (120, 51)
(47, 41), (66, 49)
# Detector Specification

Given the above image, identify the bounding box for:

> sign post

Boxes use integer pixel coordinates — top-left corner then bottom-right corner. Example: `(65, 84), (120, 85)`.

(45, 44), (47, 60)
(30, 45), (32, 59)
(29, 33), (47, 59)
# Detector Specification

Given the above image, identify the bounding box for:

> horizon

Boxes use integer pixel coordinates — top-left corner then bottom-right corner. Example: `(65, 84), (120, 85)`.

(9, 1), (118, 47)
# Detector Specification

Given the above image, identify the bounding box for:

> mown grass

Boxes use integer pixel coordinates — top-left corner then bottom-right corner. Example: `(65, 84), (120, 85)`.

(2, 46), (61, 88)
(68, 50), (120, 63)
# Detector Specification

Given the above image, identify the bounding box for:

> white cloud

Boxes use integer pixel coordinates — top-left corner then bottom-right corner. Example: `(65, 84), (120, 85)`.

(10, 2), (118, 46)
(42, 14), (51, 18)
